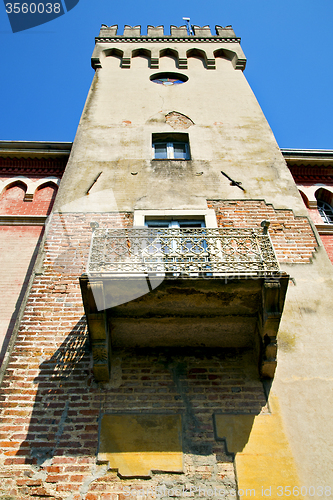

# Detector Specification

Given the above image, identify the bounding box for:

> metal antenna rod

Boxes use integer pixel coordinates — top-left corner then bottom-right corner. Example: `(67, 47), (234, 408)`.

(182, 17), (193, 35)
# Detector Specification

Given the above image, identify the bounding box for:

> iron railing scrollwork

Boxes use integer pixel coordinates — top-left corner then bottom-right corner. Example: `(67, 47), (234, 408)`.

(87, 226), (280, 277)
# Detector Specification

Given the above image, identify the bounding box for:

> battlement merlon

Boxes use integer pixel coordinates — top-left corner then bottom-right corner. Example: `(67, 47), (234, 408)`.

(91, 24), (246, 71)
(97, 24), (238, 38)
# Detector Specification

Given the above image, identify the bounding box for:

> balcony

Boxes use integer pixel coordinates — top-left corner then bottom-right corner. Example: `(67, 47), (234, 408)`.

(86, 226), (280, 277)
(80, 224), (289, 382)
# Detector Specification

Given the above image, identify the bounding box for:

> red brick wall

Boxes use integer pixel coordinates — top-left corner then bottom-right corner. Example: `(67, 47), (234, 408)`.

(0, 157), (67, 177)
(0, 182), (57, 216)
(0, 343), (263, 498)
(208, 200), (318, 263)
(319, 234), (333, 264)
(0, 178), (60, 364)
(0, 212), (268, 499)
(307, 207), (323, 225)
(0, 226), (44, 364)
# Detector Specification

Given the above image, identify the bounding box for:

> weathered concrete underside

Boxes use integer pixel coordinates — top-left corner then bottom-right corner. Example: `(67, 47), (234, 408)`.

(80, 274), (289, 381)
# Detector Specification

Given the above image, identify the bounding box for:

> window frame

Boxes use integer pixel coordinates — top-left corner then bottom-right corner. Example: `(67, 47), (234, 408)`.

(150, 72), (189, 86)
(133, 210), (217, 228)
(318, 200), (333, 224)
(143, 218), (208, 274)
(145, 219), (205, 229)
(133, 210), (218, 277)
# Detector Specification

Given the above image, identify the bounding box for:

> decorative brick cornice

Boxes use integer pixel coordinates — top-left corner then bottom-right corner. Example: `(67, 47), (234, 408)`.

(0, 157), (67, 177)
(281, 149), (333, 182)
(287, 165), (333, 183)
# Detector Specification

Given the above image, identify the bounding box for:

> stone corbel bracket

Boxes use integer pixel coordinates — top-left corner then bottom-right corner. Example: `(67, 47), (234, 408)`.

(91, 43), (246, 71)
(258, 276), (289, 378)
(80, 275), (111, 381)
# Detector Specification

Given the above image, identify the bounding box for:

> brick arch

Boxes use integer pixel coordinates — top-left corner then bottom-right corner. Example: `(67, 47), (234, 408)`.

(35, 181), (58, 194)
(314, 188), (333, 225)
(34, 178), (59, 191)
(34, 182), (58, 215)
(0, 178), (28, 197)
(0, 180), (27, 198)
(298, 189), (309, 208)
(165, 111), (194, 130)
(315, 187), (333, 206)
(0, 181), (27, 214)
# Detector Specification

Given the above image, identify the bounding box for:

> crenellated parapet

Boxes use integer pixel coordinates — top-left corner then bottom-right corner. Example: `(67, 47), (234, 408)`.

(92, 24), (246, 71)
(98, 24), (238, 39)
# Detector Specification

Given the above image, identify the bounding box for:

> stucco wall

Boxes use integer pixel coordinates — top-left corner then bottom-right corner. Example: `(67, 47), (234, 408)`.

(55, 50), (304, 215)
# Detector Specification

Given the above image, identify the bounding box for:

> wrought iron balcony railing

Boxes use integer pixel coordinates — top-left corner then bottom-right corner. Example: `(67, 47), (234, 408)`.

(86, 225), (280, 277)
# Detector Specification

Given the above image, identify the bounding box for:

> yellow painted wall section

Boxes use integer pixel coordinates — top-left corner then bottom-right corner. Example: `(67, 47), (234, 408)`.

(98, 414), (183, 478)
(215, 396), (302, 499)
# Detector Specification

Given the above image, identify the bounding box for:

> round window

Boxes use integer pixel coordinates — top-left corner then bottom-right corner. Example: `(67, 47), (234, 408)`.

(150, 72), (188, 86)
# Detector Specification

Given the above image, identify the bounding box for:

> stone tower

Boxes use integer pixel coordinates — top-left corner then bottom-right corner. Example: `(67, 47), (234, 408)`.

(1, 24), (333, 499)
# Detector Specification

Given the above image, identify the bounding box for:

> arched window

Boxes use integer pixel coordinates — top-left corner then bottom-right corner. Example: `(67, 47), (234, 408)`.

(317, 200), (333, 224)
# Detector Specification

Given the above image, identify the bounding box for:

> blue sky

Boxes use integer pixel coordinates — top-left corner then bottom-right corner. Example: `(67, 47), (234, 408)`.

(0, 0), (332, 149)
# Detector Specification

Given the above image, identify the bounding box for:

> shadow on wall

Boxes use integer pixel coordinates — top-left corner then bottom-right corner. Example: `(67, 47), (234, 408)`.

(18, 319), (268, 474)
(18, 317), (92, 466)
